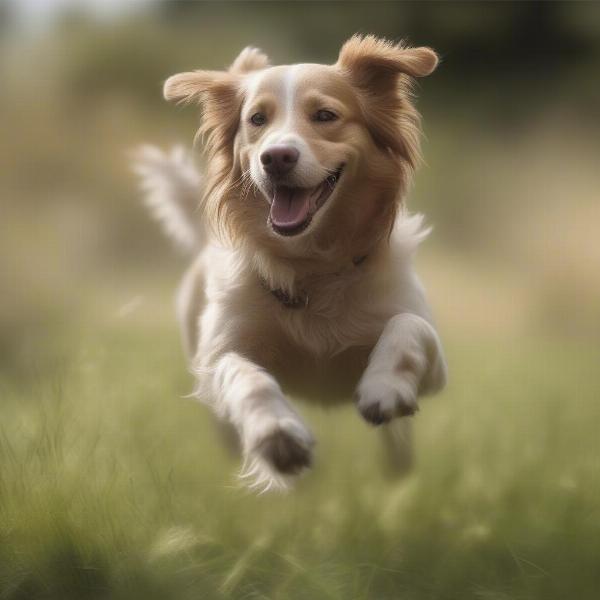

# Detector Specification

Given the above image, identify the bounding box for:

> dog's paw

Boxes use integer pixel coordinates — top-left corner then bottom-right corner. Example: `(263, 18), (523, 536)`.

(257, 425), (313, 475)
(248, 417), (315, 476)
(355, 376), (418, 426)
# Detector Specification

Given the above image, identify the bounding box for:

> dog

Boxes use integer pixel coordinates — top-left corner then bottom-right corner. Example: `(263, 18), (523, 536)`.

(135, 35), (447, 491)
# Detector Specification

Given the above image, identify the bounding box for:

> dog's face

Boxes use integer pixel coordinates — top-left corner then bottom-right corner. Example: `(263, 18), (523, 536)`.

(164, 36), (437, 254)
(239, 64), (360, 237)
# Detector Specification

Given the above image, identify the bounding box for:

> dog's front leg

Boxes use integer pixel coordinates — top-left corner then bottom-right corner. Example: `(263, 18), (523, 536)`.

(202, 352), (315, 483)
(355, 313), (447, 425)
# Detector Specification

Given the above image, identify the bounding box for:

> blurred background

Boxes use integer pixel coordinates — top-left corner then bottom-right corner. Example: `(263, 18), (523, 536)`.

(1, 2), (600, 599)
(2, 0), (599, 376)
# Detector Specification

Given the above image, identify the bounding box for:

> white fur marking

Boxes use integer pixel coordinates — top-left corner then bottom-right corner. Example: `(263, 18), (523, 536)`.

(282, 64), (300, 133)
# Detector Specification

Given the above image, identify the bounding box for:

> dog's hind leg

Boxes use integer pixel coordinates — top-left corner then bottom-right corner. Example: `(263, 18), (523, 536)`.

(380, 419), (413, 477)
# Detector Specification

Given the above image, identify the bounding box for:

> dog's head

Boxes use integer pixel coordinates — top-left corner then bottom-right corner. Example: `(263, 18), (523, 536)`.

(164, 35), (437, 258)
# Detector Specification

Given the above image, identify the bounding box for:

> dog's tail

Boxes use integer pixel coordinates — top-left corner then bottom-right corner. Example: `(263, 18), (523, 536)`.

(132, 145), (204, 254)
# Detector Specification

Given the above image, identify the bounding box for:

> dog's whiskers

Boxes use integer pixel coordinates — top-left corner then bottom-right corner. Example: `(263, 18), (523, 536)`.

(238, 170), (258, 202)
(230, 169), (249, 190)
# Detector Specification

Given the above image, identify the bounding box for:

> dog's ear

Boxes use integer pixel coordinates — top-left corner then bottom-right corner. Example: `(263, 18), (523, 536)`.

(336, 35), (438, 167)
(163, 68), (242, 162)
(163, 46), (268, 105)
(163, 70), (238, 106)
(337, 34), (438, 87)
(163, 60), (248, 241)
(229, 46), (270, 74)
(163, 68), (242, 188)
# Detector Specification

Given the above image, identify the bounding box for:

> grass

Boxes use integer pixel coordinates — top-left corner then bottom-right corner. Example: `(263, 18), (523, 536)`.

(1, 301), (600, 600)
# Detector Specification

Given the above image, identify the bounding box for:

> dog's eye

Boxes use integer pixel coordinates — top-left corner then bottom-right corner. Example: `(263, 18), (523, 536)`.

(313, 109), (338, 123)
(250, 112), (267, 126)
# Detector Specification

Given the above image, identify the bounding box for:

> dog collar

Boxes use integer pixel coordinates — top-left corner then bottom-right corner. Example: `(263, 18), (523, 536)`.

(268, 286), (309, 309)
(261, 254), (368, 310)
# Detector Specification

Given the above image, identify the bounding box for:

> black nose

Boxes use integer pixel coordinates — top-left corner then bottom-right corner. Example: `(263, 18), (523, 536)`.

(260, 145), (299, 177)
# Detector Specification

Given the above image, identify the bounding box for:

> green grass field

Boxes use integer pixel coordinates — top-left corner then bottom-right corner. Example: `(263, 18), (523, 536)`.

(2, 294), (599, 600)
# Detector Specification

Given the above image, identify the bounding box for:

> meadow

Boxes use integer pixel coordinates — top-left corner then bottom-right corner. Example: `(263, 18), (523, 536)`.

(1, 266), (599, 599)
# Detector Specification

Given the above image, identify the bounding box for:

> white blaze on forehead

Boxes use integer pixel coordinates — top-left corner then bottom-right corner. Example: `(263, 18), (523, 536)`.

(282, 64), (301, 128)
(270, 64), (311, 146)
(244, 64), (324, 188)
(244, 64), (313, 134)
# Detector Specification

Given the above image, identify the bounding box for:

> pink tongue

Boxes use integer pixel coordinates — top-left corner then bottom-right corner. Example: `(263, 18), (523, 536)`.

(270, 187), (312, 229)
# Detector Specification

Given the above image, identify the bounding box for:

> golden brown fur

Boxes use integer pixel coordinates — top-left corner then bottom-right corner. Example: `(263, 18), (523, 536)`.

(139, 35), (447, 490)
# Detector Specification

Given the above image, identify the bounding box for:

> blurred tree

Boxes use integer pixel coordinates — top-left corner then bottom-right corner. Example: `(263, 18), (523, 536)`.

(154, 0), (598, 75)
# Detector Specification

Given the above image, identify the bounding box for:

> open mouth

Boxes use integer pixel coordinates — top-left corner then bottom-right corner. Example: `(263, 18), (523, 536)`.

(267, 164), (345, 237)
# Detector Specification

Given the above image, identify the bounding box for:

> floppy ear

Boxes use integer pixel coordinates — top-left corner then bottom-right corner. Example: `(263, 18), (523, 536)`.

(336, 35), (439, 166)
(163, 66), (243, 151)
(163, 68), (243, 199)
(163, 70), (237, 105)
(162, 46), (268, 105)
(338, 35), (437, 83)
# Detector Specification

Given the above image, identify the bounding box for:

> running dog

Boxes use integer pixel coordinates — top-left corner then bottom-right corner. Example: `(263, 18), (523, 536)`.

(135, 35), (447, 490)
